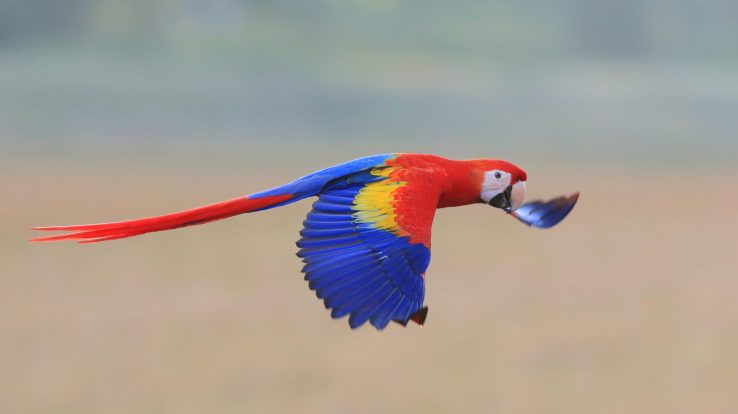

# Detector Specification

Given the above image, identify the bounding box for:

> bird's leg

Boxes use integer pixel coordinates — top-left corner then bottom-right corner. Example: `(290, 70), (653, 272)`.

(392, 306), (428, 327)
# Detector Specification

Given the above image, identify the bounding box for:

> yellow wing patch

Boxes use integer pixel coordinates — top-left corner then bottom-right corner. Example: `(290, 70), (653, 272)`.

(352, 167), (409, 237)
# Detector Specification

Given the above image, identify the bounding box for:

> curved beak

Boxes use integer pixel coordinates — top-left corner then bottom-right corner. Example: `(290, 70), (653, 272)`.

(488, 185), (513, 212)
(510, 181), (526, 212)
(488, 181), (526, 213)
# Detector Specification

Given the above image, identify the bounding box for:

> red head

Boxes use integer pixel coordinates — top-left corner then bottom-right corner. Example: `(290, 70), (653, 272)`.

(476, 160), (528, 213)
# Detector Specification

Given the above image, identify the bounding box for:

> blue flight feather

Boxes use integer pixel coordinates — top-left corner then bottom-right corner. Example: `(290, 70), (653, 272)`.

(514, 193), (579, 229)
(297, 171), (429, 329)
(370, 291), (404, 329)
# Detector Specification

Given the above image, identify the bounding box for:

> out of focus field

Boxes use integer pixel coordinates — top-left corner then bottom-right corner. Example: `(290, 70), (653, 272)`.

(3, 1), (738, 413)
(3, 158), (737, 413)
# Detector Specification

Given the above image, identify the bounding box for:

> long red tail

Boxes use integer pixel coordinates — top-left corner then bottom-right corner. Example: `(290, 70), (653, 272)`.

(31, 194), (293, 243)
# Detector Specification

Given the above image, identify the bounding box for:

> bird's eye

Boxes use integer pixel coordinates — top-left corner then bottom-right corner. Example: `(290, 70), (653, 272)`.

(494, 171), (502, 179)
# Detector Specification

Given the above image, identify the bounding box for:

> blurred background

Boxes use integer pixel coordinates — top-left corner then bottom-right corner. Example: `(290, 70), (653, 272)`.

(2, 1), (737, 413)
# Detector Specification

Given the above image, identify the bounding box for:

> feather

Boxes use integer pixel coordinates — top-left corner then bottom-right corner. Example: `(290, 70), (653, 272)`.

(513, 192), (579, 229)
(31, 194), (292, 243)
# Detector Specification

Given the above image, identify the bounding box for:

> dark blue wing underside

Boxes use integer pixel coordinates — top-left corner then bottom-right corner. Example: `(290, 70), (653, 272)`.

(514, 193), (579, 229)
(297, 180), (430, 330)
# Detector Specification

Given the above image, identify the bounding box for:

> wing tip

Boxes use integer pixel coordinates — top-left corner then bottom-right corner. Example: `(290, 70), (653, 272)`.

(514, 191), (580, 229)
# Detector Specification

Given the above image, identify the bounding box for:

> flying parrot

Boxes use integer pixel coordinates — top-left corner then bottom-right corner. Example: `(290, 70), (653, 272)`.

(31, 154), (578, 330)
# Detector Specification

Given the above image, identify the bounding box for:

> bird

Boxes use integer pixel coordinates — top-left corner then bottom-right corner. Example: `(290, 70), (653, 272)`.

(31, 153), (579, 330)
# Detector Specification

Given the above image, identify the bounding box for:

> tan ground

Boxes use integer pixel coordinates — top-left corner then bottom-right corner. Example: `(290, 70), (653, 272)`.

(2, 159), (737, 414)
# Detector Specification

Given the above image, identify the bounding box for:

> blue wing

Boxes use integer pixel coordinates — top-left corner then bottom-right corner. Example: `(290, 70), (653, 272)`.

(513, 193), (579, 229)
(297, 172), (431, 330)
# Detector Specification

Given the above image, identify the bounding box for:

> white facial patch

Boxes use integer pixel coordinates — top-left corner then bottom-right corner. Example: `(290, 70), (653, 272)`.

(480, 170), (512, 203)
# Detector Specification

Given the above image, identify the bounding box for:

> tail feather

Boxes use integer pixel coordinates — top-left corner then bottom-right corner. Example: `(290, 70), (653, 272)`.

(31, 154), (395, 244)
(31, 194), (292, 243)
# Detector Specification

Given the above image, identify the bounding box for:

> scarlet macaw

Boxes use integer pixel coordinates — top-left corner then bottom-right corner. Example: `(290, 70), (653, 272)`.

(32, 154), (578, 330)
